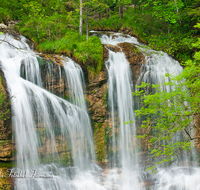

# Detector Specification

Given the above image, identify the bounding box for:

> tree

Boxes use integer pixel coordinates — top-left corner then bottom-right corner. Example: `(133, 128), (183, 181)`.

(81, 0), (108, 40)
(140, 0), (184, 33)
(111, 0), (132, 18)
(134, 23), (200, 170)
(79, 0), (83, 36)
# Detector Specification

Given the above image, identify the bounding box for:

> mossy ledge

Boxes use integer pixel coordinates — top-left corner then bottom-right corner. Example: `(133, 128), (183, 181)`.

(22, 30), (104, 76)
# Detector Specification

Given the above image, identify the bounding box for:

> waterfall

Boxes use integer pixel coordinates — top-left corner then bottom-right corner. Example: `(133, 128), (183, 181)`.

(101, 36), (141, 190)
(0, 33), (101, 190)
(137, 49), (183, 92)
(62, 57), (87, 110)
(62, 56), (96, 168)
(1, 30), (200, 190)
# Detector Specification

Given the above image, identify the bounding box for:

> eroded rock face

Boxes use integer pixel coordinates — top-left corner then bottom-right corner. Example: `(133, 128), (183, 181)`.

(38, 55), (65, 96)
(118, 42), (145, 85)
(86, 69), (107, 162)
(0, 140), (12, 161)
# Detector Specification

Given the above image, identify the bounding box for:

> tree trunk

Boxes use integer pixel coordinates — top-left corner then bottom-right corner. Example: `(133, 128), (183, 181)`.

(99, 6), (102, 21)
(168, 22), (170, 34)
(119, 6), (123, 19)
(86, 1), (89, 42)
(184, 0), (187, 7)
(134, 0), (136, 14)
(131, 0), (136, 13)
(174, 0), (181, 25)
(106, 0), (109, 19)
(194, 114), (200, 153)
(79, 0), (83, 36)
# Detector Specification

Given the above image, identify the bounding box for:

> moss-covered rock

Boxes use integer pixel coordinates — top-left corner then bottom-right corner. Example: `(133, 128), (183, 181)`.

(0, 69), (12, 162)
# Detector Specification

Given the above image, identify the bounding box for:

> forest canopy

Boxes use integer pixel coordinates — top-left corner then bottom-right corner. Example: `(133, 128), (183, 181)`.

(0, 0), (199, 64)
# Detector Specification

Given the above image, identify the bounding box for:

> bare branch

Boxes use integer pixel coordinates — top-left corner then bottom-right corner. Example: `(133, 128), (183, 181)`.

(184, 128), (200, 140)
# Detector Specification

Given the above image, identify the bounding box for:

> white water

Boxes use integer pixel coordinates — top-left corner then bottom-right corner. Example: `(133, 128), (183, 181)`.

(62, 57), (87, 110)
(155, 167), (200, 190)
(137, 50), (183, 93)
(102, 36), (141, 190)
(0, 33), (101, 190)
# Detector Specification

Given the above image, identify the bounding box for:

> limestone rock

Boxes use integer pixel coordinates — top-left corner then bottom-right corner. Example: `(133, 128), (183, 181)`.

(0, 140), (12, 161)
(0, 23), (7, 29)
(118, 42), (145, 85)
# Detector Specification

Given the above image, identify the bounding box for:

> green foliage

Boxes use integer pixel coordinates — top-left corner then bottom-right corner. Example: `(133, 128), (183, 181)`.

(140, 0), (184, 24)
(134, 80), (194, 167)
(133, 24), (200, 168)
(0, 0), (25, 22)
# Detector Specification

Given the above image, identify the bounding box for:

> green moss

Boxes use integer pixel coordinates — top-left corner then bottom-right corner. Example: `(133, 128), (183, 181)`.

(102, 92), (107, 106)
(59, 151), (73, 167)
(94, 122), (106, 162)
(63, 95), (70, 101)
(0, 161), (13, 169)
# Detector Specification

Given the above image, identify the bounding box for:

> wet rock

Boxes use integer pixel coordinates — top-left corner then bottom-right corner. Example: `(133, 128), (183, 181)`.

(86, 67), (108, 162)
(37, 55), (65, 96)
(39, 54), (64, 67)
(0, 28), (21, 41)
(118, 42), (145, 85)
(7, 20), (20, 29)
(103, 44), (121, 53)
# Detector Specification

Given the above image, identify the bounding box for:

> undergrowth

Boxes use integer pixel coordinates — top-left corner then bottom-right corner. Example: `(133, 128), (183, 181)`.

(37, 30), (103, 74)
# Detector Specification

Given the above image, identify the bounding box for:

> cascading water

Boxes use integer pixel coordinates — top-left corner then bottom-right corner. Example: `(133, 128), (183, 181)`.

(137, 49), (183, 91)
(101, 35), (141, 190)
(0, 33), (103, 190)
(62, 57), (87, 110)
